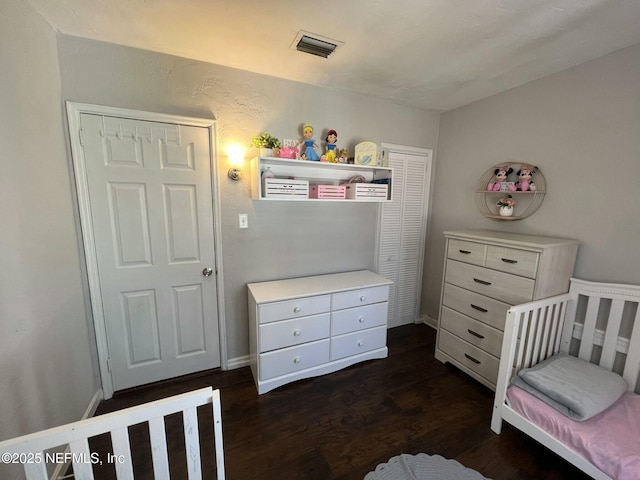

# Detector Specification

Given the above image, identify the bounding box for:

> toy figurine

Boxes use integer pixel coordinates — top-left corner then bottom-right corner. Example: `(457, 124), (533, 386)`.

(299, 123), (320, 161)
(516, 165), (537, 191)
(488, 166), (516, 191)
(325, 129), (338, 163)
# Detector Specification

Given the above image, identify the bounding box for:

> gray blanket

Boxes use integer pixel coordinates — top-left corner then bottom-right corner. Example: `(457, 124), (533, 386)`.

(512, 352), (628, 421)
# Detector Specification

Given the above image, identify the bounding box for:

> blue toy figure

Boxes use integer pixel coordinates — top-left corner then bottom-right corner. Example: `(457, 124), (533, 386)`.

(300, 123), (320, 161)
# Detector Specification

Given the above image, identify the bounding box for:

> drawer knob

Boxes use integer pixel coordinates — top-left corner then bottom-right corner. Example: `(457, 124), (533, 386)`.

(293, 329), (301, 337)
(473, 278), (492, 286)
(293, 356), (301, 364)
(358, 317), (365, 323)
(360, 295), (366, 302)
(470, 304), (488, 313)
(501, 257), (518, 264)
(293, 307), (301, 313)
(357, 341), (364, 347)
(464, 353), (481, 364)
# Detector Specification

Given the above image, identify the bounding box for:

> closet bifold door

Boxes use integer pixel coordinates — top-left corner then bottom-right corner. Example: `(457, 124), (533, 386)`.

(377, 148), (431, 328)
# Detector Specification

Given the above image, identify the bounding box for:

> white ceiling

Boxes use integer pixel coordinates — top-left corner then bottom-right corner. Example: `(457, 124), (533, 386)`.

(26, 0), (640, 111)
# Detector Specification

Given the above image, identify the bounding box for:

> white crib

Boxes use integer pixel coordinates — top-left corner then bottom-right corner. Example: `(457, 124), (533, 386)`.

(0, 387), (224, 480)
(491, 278), (640, 479)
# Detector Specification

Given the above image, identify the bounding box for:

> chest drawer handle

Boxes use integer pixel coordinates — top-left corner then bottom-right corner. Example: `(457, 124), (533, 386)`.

(293, 307), (301, 313)
(501, 258), (518, 264)
(473, 278), (492, 286)
(459, 249), (471, 254)
(293, 329), (301, 337)
(360, 295), (366, 302)
(467, 329), (485, 339)
(464, 353), (481, 364)
(358, 317), (365, 323)
(357, 341), (364, 347)
(470, 304), (488, 313)
(293, 356), (301, 364)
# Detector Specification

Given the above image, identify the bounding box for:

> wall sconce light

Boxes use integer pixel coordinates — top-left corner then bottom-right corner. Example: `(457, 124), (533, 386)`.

(226, 145), (245, 181)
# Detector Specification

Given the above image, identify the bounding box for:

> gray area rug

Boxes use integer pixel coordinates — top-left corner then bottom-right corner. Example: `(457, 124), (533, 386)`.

(364, 453), (489, 480)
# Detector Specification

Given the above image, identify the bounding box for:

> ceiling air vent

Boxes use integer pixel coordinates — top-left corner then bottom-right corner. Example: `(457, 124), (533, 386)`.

(291, 31), (343, 58)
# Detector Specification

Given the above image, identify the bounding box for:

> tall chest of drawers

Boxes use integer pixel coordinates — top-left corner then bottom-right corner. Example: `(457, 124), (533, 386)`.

(435, 230), (579, 390)
(248, 270), (392, 394)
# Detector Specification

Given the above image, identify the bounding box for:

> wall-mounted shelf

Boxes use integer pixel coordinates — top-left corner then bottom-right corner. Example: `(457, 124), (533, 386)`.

(250, 157), (393, 202)
(474, 162), (546, 221)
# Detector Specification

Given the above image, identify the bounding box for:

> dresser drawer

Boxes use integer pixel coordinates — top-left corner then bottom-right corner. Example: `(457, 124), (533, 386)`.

(259, 339), (330, 380)
(331, 302), (387, 336)
(438, 330), (499, 384)
(486, 246), (539, 279)
(258, 294), (331, 324)
(440, 307), (503, 358)
(330, 326), (387, 361)
(332, 285), (389, 310)
(259, 313), (330, 353)
(445, 260), (534, 305)
(442, 283), (510, 331)
(447, 239), (486, 266)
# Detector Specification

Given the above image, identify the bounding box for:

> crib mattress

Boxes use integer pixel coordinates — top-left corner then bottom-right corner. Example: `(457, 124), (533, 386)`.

(507, 386), (640, 480)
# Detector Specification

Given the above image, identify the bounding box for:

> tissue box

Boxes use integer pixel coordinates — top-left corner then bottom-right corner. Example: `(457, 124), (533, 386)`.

(354, 141), (381, 166)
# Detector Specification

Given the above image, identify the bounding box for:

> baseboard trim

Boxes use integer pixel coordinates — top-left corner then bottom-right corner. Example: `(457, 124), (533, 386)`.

(418, 314), (438, 330)
(226, 355), (250, 370)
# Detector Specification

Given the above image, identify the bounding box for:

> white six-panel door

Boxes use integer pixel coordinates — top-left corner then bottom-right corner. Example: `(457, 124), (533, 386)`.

(78, 112), (220, 392)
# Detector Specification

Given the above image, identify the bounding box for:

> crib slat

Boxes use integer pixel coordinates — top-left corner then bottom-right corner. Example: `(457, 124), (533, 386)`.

(578, 296), (600, 360)
(148, 416), (170, 479)
(600, 300), (624, 370)
(23, 460), (48, 480)
(530, 308), (544, 364)
(111, 426), (134, 480)
(183, 406), (202, 480)
(69, 438), (95, 480)
(622, 306), (640, 390)
(211, 389), (225, 480)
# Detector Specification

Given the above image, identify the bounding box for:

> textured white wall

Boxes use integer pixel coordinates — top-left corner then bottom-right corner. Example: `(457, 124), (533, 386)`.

(423, 43), (640, 320)
(55, 36), (441, 361)
(0, 0), (98, 476)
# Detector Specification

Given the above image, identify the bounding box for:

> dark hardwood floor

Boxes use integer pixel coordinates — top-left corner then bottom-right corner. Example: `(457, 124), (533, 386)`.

(93, 324), (591, 480)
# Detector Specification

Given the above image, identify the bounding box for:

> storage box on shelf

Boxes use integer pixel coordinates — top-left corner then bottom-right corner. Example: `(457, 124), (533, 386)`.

(345, 183), (389, 200)
(310, 185), (346, 199)
(264, 178), (309, 199)
(435, 230), (579, 391)
(250, 156), (393, 202)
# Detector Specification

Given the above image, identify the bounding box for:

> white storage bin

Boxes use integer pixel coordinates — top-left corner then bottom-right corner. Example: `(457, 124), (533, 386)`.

(264, 178), (309, 199)
(345, 183), (389, 200)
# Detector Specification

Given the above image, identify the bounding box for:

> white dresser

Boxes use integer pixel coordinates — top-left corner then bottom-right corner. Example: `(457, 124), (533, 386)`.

(435, 230), (579, 390)
(248, 270), (392, 394)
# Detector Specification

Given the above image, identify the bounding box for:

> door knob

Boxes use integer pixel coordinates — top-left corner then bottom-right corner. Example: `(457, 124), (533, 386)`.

(202, 267), (213, 277)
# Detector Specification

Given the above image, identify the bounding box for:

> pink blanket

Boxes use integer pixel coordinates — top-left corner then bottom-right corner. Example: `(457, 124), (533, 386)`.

(507, 386), (640, 480)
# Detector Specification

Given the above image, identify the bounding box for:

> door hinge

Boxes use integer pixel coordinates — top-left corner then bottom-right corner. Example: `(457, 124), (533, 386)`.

(78, 128), (85, 146)
(106, 357), (112, 372)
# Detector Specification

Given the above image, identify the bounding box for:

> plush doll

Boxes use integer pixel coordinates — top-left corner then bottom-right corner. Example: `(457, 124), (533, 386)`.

(516, 165), (537, 191)
(487, 166), (515, 191)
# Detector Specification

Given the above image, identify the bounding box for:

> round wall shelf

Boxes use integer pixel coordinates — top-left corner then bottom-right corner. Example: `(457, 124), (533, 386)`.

(474, 162), (545, 221)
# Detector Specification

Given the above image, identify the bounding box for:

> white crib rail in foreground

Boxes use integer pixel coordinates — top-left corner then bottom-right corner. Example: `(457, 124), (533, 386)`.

(0, 387), (224, 480)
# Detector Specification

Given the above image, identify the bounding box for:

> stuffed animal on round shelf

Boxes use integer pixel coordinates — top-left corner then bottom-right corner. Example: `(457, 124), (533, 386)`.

(487, 166), (515, 191)
(516, 165), (537, 191)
